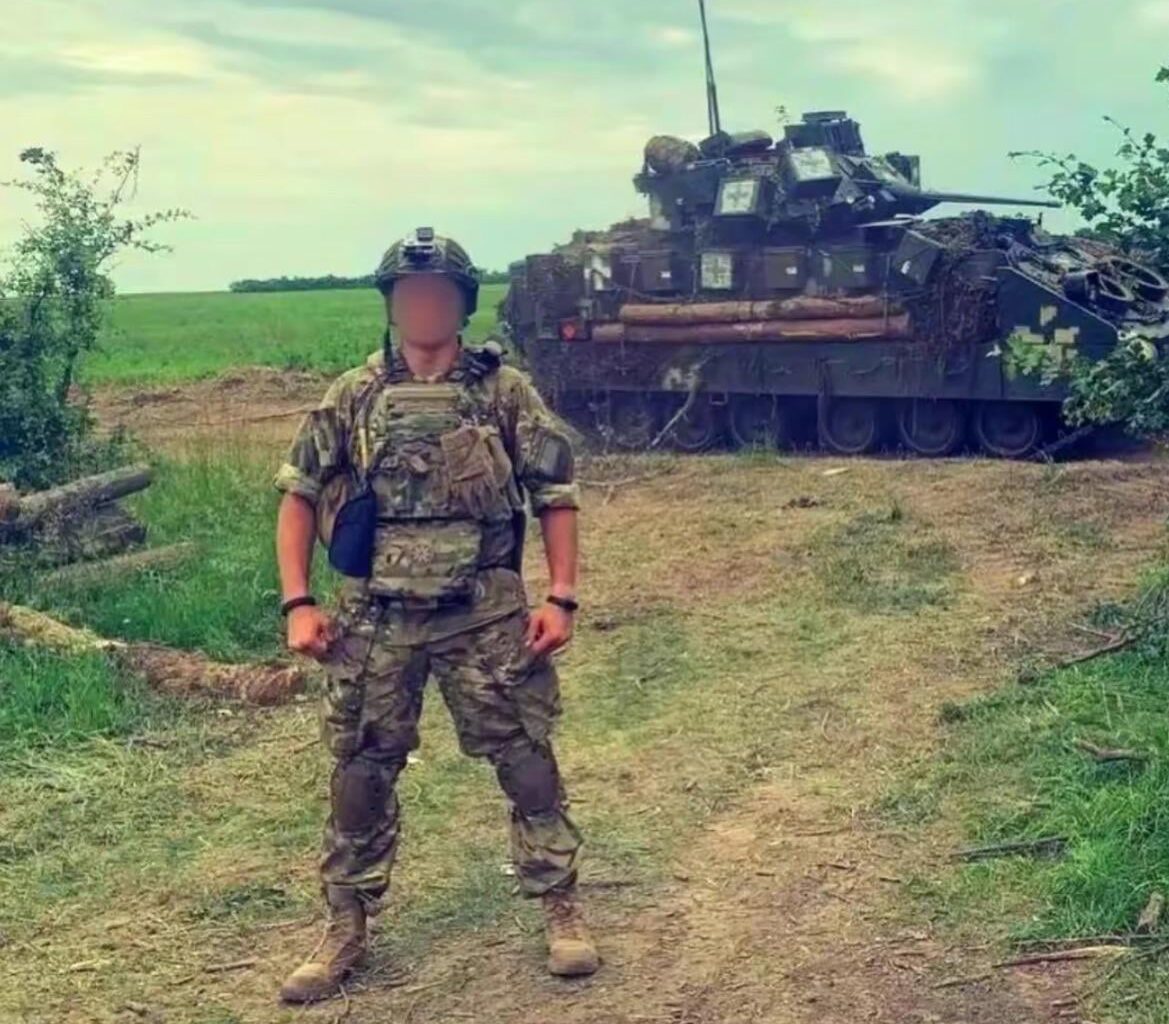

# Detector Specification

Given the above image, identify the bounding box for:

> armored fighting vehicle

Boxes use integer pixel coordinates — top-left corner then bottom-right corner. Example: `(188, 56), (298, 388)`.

(500, 9), (1169, 457)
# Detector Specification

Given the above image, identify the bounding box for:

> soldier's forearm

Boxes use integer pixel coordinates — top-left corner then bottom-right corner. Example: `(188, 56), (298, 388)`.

(538, 507), (578, 597)
(276, 492), (318, 600)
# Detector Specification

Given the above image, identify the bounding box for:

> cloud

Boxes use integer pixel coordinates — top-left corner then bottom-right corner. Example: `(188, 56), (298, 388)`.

(1136, 0), (1169, 23)
(719, 0), (1011, 101)
(0, 0), (1165, 290)
(650, 26), (698, 49)
(56, 39), (220, 79)
(828, 44), (976, 101)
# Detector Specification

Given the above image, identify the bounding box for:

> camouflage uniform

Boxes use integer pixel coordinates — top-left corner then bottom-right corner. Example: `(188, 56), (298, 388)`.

(274, 343), (583, 912)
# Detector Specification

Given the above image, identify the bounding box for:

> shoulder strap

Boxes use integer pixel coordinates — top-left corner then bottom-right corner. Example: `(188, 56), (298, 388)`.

(349, 370), (389, 477)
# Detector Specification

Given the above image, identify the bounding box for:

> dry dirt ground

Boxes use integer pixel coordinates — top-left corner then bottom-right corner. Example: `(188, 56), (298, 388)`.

(74, 372), (1169, 1023)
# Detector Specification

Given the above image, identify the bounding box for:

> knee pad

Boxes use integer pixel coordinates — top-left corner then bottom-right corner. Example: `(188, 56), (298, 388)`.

(495, 742), (560, 815)
(330, 755), (399, 834)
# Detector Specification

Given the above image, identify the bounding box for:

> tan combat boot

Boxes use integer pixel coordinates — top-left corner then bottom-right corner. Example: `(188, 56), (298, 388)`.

(279, 900), (367, 1004)
(541, 886), (599, 977)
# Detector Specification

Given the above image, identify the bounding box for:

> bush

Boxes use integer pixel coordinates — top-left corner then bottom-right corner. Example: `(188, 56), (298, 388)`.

(1013, 68), (1169, 441)
(0, 147), (187, 488)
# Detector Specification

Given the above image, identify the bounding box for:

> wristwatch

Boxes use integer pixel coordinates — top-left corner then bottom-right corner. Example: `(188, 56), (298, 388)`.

(546, 594), (579, 613)
(281, 595), (317, 616)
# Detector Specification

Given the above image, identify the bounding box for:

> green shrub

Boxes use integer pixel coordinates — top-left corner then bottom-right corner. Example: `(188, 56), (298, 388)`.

(0, 147), (186, 488)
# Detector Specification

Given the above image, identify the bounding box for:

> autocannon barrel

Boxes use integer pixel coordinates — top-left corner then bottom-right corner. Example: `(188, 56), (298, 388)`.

(889, 183), (1061, 214)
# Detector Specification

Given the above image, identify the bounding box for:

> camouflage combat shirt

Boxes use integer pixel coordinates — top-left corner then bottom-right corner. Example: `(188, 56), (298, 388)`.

(274, 345), (580, 643)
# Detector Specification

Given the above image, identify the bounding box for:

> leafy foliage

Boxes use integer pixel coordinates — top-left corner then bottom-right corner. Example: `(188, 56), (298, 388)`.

(1012, 67), (1169, 266)
(1062, 340), (1169, 437)
(1012, 69), (1169, 440)
(0, 147), (187, 488)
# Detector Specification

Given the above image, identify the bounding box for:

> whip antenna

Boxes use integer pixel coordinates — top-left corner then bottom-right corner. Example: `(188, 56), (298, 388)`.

(698, 0), (722, 136)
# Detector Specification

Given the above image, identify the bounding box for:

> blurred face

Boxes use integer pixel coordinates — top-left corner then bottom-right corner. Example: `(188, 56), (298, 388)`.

(388, 274), (465, 349)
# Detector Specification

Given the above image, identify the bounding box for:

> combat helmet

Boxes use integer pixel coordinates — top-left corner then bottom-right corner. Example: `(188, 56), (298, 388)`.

(374, 227), (481, 315)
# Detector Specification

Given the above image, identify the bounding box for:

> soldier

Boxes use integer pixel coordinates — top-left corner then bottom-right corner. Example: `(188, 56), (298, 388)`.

(273, 228), (598, 1004)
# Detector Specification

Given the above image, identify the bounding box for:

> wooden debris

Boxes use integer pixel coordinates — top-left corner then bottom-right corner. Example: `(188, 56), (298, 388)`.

(1, 464), (155, 569)
(40, 542), (197, 588)
(203, 957), (258, 974)
(1137, 891), (1165, 934)
(1057, 634), (1135, 669)
(932, 970), (992, 989)
(992, 946), (1130, 968)
(38, 503), (147, 565)
(0, 601), (307, 705)
(1075, 739), (1148, 764)
(9, 464), (152, 532)
(952, 835), (1067, 862)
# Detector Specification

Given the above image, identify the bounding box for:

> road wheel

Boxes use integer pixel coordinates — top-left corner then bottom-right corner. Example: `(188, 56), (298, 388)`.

(821, 398), (882, 455)
(897, 399), (965, 456)
(664, 396), (722, 452)
(973, 401), (1043, 458)
(728, 396), (790, 449)
(602, 394), (656, 450)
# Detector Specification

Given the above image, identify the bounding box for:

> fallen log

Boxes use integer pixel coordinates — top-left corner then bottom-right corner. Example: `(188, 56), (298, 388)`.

(40, 543), (198, 588)
(592, 314), (911, 344)
(10, 464), (153, 532)
(38, 503), (147, 564)
(619, 296), (902, 325)
(0, 601), (306, 706)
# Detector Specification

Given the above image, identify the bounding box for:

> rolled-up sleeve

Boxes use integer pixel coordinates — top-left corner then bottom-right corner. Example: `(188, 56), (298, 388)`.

(273, 379), (351, 505)
(502, 370), (581, 515)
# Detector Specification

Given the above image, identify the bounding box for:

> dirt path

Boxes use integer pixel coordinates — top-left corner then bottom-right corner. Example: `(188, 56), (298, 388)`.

(89, 367), (330, 452)
(291, 458), (1162, 1024)
(73, 376), (1169, 1023)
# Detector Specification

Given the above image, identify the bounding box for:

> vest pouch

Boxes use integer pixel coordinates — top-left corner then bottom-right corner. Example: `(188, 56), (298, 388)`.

(367, 519), (484, 603)
(327, 485), (377, 578)
(439, 425), (510, 520)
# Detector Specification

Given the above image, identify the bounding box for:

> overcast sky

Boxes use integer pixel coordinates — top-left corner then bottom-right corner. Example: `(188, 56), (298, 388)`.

(2, 0), (1166, 293)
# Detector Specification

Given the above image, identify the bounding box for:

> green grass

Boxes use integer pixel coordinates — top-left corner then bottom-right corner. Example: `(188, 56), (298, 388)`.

(0, 642), (154, 752)
(1, 444), (345, 661)
(886, 565), (1169, 1023)
(0, 448), (865, 1020)
(87, 284), (508, 385)
(807, 501), (960, 612)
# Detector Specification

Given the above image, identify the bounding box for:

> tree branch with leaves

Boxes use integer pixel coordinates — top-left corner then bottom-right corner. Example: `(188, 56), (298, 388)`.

(1012, 69), (1169, 442)
(0, 147), (189, 488)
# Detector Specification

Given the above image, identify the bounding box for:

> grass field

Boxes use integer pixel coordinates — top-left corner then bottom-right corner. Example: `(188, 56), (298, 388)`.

(88, 284), (508, 384)
(5, 289), (1169, 1021)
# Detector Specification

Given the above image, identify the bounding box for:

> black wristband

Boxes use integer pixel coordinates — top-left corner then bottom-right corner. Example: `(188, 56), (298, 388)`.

(281, 595), (317, 617)
(546, 594), (579, 613)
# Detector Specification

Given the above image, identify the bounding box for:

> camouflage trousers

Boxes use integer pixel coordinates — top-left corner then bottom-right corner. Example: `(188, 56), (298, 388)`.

(315, 598), (582, 911)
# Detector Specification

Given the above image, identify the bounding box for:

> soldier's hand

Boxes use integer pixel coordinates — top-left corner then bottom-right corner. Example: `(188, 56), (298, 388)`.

(526, 602), (574, 656)
(287, 605), (338, 660)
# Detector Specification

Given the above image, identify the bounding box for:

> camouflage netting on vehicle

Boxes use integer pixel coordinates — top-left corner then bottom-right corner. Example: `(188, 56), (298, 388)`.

(905, 215), (1010, 351)
(551, 219), (659, 260)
